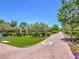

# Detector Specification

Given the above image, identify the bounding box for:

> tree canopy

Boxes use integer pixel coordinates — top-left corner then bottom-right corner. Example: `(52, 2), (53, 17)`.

(58, 0), (79, 39)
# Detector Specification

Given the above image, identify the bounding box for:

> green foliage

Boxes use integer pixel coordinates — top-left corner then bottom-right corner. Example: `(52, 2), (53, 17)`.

(58, 0), (79, 39)
(30, 22), (50, 37)
(51, 24), (59, 30)
(46, 32), (52, 36)
(75, 0), (79, 5)
(74, 32), (79, 39)
(73, 27), (79, 39)
(0, 19), (4, 24)
(51, 24), (59, 33)
(0, 19), (5, 29)
(11, 20), (17, 27)
(0, 19), (56, 37)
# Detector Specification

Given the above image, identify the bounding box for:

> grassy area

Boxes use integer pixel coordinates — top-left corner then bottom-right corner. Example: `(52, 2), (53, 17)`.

(1, 36), (46, 48)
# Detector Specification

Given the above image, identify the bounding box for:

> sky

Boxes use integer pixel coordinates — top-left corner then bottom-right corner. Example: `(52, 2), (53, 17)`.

(0, 0), (61, 27)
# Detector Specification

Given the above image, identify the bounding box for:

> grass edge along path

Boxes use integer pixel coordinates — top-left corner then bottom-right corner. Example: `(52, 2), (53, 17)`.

(1, 36), (46, 48)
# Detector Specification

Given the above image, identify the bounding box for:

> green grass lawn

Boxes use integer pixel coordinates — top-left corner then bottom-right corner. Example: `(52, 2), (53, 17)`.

(1, 36), (46, 48)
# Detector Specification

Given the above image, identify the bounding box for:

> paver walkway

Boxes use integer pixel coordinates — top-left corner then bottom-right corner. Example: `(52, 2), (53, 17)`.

(0, 32), (75, 59)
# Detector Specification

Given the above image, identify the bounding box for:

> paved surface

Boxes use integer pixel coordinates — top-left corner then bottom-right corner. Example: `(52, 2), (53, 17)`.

(0, 32), (75, 59)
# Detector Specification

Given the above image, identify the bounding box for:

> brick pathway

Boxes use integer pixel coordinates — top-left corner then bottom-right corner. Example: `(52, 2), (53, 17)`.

(0, 32), (75, 59)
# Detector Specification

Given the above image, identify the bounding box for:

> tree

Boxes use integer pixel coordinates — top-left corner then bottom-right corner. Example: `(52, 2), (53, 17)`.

(11, 20), (17, 27)
(51, 24), (59, 30)
(0, 19), (5, 31)
(0, 20), (12, 36)
(51, 24), (59, 33)
(75, 0), (79, 5)
(0, 19), (4, 23)
(58, 0), (79, 39)
(31, 22), (50, 37)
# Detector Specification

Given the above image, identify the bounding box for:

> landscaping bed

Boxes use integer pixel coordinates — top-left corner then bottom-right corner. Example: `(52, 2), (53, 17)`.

(69, 42), (79, 59)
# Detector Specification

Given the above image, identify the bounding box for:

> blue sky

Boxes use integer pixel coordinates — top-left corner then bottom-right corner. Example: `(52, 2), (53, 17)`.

(0, 0), (61, 26)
